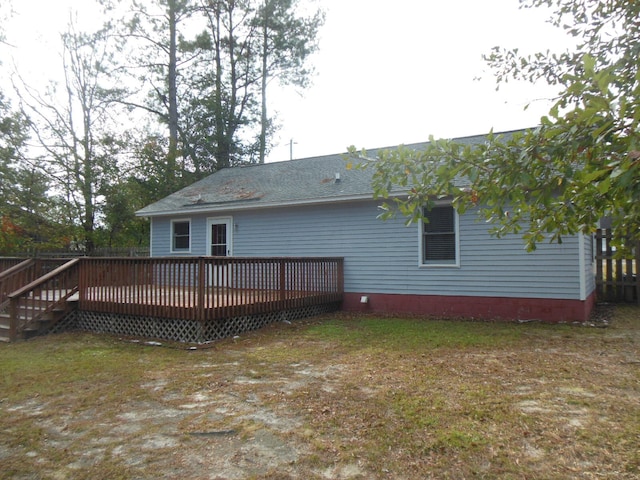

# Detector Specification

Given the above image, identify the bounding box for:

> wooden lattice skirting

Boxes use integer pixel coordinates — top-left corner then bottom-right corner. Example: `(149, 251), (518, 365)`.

(51, 302), (341, 343)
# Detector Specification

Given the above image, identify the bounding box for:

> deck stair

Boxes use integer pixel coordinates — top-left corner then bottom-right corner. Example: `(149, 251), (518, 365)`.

(0, 259), (79, 342)
(0, 295), (76, 341)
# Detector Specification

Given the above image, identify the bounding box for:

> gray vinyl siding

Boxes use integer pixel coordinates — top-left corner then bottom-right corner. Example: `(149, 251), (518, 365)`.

(151, 217), (208, 256)
(150, 200), (586, 300)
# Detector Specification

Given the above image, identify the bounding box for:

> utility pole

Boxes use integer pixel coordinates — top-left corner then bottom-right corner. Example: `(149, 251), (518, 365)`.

(289, 139), (297, 160)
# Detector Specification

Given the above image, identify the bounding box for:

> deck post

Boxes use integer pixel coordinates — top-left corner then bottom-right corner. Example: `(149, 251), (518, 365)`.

(338, 258), (344, 297)
(78, 258), (86, 304)
(197, 257), (206, 322)
(279, 259), (286, 304)
(8, 297), (17, 342)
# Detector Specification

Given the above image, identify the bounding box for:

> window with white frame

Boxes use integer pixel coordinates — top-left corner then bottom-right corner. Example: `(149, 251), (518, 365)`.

(171, 219), (191, 252)
(421, 205), (458, 265)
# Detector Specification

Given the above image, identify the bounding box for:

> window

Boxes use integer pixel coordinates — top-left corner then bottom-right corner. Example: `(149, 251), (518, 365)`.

(171, 219), (191, 252)
(421, 205), (458, 265)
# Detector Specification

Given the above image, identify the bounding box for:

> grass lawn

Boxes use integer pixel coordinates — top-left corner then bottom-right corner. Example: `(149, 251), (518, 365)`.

(1, 305), (639, 479)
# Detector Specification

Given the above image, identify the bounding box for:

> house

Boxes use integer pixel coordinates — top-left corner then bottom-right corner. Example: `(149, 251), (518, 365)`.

(136, 131), (596, 323)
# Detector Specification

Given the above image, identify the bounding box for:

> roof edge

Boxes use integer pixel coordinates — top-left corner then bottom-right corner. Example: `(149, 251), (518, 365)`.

(136, 193), (381, 218)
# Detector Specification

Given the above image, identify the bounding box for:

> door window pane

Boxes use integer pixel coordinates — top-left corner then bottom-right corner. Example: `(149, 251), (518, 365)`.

(211, 223), (227, 256)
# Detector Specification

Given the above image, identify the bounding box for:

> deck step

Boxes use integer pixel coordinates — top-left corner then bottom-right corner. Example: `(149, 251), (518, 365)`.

(0, 323), (10, 342)
(0, 309), (61, 342)
(0, 317), (42, 331)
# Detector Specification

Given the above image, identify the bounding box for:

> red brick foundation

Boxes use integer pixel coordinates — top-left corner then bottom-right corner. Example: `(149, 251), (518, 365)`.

(342, 291), (596, 323)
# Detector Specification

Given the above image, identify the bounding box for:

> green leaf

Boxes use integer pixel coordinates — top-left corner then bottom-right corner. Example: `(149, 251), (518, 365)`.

(597, 176), (611, 194)
(582, 169), (608, 182)
(610, 166), (625, 179)
(583, 53), (596, 75)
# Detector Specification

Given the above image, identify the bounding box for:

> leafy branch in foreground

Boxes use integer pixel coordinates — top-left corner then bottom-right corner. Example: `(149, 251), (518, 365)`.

(354, 0), (640, 252)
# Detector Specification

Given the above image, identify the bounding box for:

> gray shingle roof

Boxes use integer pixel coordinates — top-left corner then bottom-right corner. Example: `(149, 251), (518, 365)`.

(136, 130), (523, 217)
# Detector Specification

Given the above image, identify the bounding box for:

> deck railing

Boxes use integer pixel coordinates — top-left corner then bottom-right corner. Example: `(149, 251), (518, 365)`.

(0, 258), (70, 311)
(7, 259), (80, 341)
(78, 257), (344, 321)
(0, 257), (28, 273)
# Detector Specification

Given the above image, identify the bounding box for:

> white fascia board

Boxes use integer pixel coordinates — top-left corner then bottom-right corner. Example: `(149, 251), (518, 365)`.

(135, 193), (384, 218)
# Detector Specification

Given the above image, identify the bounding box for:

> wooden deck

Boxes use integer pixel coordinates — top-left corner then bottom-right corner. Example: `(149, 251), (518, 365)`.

(1, 256), (344, 342)
(79, 285), (339, 320)
(78, 257), (343, 320)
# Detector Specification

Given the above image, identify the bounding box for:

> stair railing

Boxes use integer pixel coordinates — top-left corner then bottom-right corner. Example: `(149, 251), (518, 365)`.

(7, 259), (80, 341)
(0, 259), (36, 312)
(1, 259), (71, 312)
(0, 257), (28, 273)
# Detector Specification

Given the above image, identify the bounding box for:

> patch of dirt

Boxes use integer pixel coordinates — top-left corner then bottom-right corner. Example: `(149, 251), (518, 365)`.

(585, 302), (616, 326)
(1, 306), (639, 479)
(4, 357), (347, 479)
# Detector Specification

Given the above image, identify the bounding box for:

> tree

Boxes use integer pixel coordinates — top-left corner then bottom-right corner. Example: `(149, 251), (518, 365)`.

(188, 0), (322, 168)
(189, 0), (263, 170)
(0, 89), (59, 253)
(0, 94), (53, 253)
(17, 20), (126, 253)
(106, 0), (322, 171)
(360, 0), (640, 252)
(0, 2), (63, 253)
(0, 1), (13, 48)
(102, 0), (202, 187)
(0, 95), (28, 185)
(254, 0), (323, 163)
(99, 179), (150, 248)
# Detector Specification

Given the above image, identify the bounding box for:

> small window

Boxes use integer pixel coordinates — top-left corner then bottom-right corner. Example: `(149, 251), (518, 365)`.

(422, 205), (458, 265)
(172, 220), (191, 252)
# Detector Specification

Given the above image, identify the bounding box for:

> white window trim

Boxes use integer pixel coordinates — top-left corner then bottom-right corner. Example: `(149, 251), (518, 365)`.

(418, 204), (460, 268)
(170, 218), (192, 253)
(206, 216), (234, 257)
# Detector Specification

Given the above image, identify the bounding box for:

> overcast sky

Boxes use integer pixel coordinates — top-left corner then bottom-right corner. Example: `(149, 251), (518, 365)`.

(4, 0), (569, 163)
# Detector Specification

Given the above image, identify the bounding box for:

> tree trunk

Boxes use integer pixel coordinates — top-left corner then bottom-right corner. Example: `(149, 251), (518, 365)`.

(259, 0), (269, 164)
(213, 6), (229, 169)
(167, 0), (179, 184)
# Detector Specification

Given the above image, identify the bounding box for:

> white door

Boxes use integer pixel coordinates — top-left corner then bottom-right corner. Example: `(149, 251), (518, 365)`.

(208, 218), (232, 256)
(207, 217), (233, 286)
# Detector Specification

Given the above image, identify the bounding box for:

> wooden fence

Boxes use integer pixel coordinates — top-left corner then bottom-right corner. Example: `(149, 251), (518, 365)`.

(595, 229), (639, 304)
